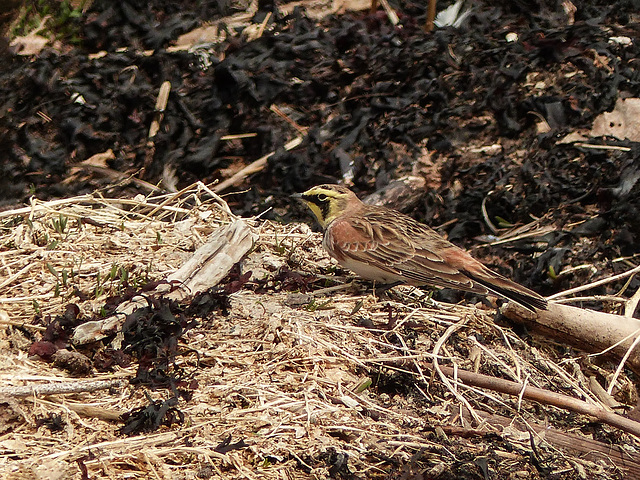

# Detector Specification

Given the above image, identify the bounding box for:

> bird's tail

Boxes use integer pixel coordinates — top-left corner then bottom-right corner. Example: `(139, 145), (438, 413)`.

(465, 269), (548, 312)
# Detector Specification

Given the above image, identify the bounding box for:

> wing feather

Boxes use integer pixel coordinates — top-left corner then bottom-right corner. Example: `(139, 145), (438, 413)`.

(323, 204), (546, 311)
(326, 210), (486, 292)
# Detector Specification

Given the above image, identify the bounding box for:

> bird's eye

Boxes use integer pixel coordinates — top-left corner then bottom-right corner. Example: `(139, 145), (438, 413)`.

(317, 194), (328, 201)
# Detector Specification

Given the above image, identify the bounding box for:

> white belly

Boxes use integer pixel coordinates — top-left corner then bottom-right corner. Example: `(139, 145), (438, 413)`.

(336, 256), (404, 284)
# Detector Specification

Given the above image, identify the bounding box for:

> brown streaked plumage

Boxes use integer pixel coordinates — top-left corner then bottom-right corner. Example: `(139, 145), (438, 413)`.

(294, 184), (547, 311)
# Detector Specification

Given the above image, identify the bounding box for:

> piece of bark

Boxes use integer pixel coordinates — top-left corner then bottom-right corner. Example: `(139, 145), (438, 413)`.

(502, 302), (640, 375)
(72, 219), (257, 345)
(51, 349), (93, 376)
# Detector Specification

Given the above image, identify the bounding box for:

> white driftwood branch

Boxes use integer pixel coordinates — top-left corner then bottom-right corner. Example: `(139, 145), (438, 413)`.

(502, 302), (640, 374)
(0, 379), (123, 398)
(163, 218), (257, 300)
(72, 219), (257, 345)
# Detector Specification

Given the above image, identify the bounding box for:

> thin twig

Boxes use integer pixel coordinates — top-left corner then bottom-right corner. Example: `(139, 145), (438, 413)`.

(548, 264), (640, 300)
(625, 286), (640, 317)
(425, 0), (437, 31)
(213, 136), (303, 193)
(431, 315), (483, 425)
(607, 333), (640, 396)
(379, 0), (399, 25)
(0, 379), (124, 398)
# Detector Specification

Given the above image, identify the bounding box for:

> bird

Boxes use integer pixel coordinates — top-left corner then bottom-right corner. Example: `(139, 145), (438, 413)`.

(294, 184), (547, 311)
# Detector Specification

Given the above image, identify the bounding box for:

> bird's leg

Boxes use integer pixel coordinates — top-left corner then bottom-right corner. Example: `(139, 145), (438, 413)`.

(373, 281), (403, 297)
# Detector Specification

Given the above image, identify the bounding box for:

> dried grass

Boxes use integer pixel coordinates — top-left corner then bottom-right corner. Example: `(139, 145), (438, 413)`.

(0, 184), (637, 479)
(0, 183), (232, 324)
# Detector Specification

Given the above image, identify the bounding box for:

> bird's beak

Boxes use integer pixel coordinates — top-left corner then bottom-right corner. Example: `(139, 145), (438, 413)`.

(291, 192), (303, 201)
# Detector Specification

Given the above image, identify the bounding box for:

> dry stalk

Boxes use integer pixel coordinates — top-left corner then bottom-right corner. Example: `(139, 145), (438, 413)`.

(431, 315), (483, 425)
(548, 263), (640, 300)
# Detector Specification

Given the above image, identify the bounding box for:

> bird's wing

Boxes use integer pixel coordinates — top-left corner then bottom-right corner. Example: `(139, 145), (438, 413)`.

(327, 211), (547, 310)
(326, 214), (484, 293)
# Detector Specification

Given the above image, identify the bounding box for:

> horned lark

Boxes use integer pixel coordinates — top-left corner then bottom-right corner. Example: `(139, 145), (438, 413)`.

(294, 184), (547, 311)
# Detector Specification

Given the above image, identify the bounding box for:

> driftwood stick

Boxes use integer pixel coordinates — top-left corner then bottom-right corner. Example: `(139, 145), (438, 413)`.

(72, 219), (257, 345)
(435, 364), (640, 437)
(452, 409), (640, 475)
(0, 379), (123, 398)
(501, 302), (640, 375)
(164, 218), (257, 300)
(377, 355), (640, 437)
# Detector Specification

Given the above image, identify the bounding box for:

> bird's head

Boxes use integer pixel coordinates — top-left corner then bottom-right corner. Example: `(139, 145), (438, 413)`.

(293, 184), (359, 229)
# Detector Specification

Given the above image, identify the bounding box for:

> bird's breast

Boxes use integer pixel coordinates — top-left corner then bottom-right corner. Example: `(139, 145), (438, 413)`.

(322, 231), (402, 283)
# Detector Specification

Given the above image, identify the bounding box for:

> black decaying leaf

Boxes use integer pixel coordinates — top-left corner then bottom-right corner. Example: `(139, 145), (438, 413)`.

(214, 435), (249, 454)
(119, 395), (184, 435)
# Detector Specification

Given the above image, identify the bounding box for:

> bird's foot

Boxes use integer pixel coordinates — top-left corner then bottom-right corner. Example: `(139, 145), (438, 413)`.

(373, 281), (403, 298)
